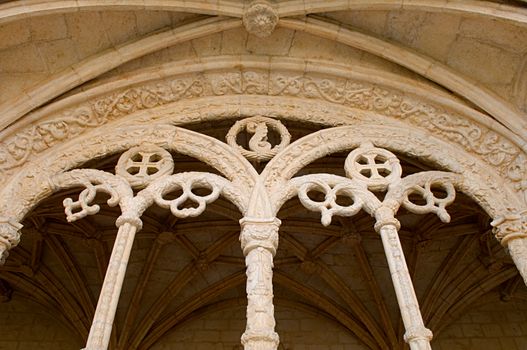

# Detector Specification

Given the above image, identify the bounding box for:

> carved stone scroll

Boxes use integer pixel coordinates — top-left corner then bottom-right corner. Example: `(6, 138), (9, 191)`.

(239, 217), (280, 350)
(226, 116), (291, 162)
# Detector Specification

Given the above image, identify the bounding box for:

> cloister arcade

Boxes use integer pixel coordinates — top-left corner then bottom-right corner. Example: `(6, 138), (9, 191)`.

(0, 1), (526, 349)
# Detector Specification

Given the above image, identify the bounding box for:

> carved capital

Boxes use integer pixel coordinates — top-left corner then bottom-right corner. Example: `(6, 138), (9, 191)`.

(115, 215), (143, 231)
(241, 330), (280, 349)
(374, 205), (400, 233)
(404, 326), (433, 343)
(491, 210), (527, 246)
(243, 0), (278, 38)
(240, 217), (280, 255)
(0, 218), (23, 265)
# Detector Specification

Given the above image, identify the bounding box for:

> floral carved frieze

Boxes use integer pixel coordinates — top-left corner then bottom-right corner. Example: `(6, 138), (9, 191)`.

(0, 67), (524, 203)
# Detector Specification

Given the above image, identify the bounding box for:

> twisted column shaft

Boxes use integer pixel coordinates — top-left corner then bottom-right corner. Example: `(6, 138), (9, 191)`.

(83, 217), (141, 350)
(375, 207), (432, 350)
(240, 217), (280, 350)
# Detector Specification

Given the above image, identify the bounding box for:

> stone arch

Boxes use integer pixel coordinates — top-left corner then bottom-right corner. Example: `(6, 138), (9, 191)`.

(0, 124), (257, 222)
(1, 0), (526, 27)
(262, 123), (520, 217)
(0, 54), (525, 350)
(1, 57), (524, 201)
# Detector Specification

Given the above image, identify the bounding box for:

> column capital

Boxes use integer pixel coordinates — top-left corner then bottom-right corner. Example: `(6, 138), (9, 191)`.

(491, 210), (527, 246)
(115, 215), (143, 231)
(374, 205), (400, 233)
(0, 217), (23, 265)
(239, 217), (281, 255)
(404, 326), (433, 343)
(241, 330), (280, 349)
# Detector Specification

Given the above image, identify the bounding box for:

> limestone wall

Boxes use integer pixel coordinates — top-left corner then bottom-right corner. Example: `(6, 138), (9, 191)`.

(433, 300), (527, 350)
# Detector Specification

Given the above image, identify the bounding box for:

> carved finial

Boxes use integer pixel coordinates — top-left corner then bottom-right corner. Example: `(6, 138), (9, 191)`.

(0, 218), (23, 265)
(243, 1), (279, 38)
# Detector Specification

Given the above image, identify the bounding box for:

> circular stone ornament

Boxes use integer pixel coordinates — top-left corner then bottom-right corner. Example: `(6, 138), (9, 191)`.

(345, 143), (402, 191)
(242, 0), (279, 38)
(116, 144), (174, 188)
(226, 116), (291, 162)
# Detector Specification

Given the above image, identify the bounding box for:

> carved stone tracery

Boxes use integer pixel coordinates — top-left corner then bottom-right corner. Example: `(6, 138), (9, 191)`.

(0, 62), (524, 206)
(0, 111), (525, 350)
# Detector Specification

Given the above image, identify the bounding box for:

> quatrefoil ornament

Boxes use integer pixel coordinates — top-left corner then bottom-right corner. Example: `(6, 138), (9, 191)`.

(345, 142), (402, 191)
(116, 145), (174, 188)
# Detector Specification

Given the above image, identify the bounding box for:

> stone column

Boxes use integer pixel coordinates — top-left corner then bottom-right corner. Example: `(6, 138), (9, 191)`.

(239, 217), (280, 350)
(375, 207), (433, 350)
(0, 218), (22, 265)
(491, 210), (527, 285)
(83, 216), (142, 350)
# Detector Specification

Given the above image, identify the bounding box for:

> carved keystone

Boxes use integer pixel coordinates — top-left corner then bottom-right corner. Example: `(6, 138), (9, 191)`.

(243, 0), (279, 38)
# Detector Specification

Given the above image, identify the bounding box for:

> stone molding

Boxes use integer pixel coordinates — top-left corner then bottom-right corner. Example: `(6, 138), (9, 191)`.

(1, 0), (526, 26)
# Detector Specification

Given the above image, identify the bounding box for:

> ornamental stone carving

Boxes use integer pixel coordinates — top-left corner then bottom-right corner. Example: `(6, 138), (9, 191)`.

(240, 217), (280, 349)
(115, 144), (174, 188)
(243, 1), (279, 38)
(53, 143), (244, 350)
(491, 210), (527, 246)
(0, 63), (524, 209)
(0, 218), (22, 264)
(226, 116), (291, 162)
(1, 113), (525, 350)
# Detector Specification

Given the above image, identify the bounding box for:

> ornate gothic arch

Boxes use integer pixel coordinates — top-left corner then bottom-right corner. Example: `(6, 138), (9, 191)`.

(0, 28), (526, 348)
(0, 96), (525, 349)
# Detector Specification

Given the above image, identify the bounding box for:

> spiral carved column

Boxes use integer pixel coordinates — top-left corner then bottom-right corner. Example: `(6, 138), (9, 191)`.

(83, 217), (142, 350)
(240, 217), (281, 350)
(375, 206), (433, 350)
